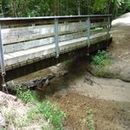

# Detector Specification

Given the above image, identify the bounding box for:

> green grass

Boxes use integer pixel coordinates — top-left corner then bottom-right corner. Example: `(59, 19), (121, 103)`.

(17, 89), (34, 103)
(91, 50), (111, 67)
(91, 50), (112, 77)
(86, 108), (95, 130)
(39, 101), (65, 130)
(16, 88), (66, 130)
(28, 101), (66, 130)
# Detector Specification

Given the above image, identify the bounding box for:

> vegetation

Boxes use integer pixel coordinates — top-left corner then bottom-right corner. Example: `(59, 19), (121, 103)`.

(28, 101), (66, 130)
(90, 50), (112, 77)
(16, 88), (66, 130)
(86, 108), (95, 130)
(16, 89), (34, 103)
(0, 0), (130, 17)
(91, 50), (111, 67)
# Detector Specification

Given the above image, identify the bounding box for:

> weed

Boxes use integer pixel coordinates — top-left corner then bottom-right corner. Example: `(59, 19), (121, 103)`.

(91, 50), (111, 77)
(37, 101), (66, 130)
(91, 50), (111, 67)
(16, 89), (65, 130)
(27, 100), (66, 130)
(64, 59), (73, 66)
(16, 89), (34, 103)
(27, 101), (66, 130)
(86, 108), (95, 130)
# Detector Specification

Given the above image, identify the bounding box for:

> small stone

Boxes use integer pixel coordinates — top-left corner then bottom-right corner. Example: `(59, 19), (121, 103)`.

(0, 113), (6, 127)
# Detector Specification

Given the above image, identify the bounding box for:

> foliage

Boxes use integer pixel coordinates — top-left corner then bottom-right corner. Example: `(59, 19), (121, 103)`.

(27, 100), (66, 130)
(16, 89), (66, 130)
(16, 89), (34, 103)
(37, 101), (65, 130)
(90, 50), (112, 77)
(86, 108), (95, 130)
(0, 0), (130, 17)
(93, 0), (109, 13)
(91, 50), (111, 67)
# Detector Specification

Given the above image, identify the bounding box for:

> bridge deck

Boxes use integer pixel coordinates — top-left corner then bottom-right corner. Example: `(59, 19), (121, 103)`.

(4, 32), (108, 71)
(0, 15), (112, 82)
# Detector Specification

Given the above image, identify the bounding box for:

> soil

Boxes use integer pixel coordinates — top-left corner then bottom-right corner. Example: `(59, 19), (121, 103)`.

(50, 93), (130, 130)
(13, 58), (130, 130)
(5, 13), (130, 130)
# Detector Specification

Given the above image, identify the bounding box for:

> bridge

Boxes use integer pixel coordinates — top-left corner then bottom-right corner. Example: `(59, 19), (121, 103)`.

(0, 14), (112, 86)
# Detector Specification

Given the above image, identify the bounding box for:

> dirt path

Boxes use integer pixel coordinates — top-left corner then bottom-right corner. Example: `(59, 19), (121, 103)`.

(50, 93), (130, 130)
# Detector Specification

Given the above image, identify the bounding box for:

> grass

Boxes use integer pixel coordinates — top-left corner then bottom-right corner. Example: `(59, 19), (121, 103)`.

(16, 88), (66, 130)
(28, 101), (66, 130)
(38, 101), (65, 130)
(90, 50), (111, 77)
(86, 108), (95, 130)
(16, 89), (34, 103)
(91, 50), (111, 67)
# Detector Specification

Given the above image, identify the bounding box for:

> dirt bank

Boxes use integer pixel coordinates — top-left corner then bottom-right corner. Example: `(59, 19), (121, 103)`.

(88, 13), (130, 81)
(50, 92), (130, 130)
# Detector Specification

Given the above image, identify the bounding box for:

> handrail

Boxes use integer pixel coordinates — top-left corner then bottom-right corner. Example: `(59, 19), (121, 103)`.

(0, 14), (112, 23)
(0, 14), (112, 88)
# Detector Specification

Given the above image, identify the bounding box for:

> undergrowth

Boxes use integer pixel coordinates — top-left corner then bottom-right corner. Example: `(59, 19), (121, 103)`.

(91, 50), (111, 77)
(16, 88), (34, 103)
(16, 88), (66, 130)
(86, 108), (95, 130)
(28, 101), (65, 130)
(91, 50), (111, 66)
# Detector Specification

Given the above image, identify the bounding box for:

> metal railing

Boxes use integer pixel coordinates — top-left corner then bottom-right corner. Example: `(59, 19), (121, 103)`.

(0, 14), (112, 86)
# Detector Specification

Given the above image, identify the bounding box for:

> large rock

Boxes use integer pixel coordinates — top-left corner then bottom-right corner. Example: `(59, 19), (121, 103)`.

(0, 113), (5, 127)
(88, 60), (130, 82)
(120, 65), (130, 82)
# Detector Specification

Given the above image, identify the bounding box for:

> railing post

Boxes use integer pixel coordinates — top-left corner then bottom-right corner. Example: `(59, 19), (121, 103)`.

(86, 17), (91, 47)
(54, 18), (60, 58)
(0, 23), (6, 91)
(107, 16), (111, 39)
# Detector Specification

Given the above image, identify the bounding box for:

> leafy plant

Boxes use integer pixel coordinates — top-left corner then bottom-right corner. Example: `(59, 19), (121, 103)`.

(86, 108), (95, 130)
(2, 0), (129, 17)
(16, 88), (65, 130)
(27, 100), (66, 130)
(91, 50), (111, 67)
(16, 89), (34, 103)
(37, 101), (66, 130)
(90, 50), (112, 77)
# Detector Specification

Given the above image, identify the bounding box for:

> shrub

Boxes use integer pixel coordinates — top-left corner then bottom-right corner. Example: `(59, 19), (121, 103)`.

(16, 89), (34, 103)
(90, 50), (112, 77)
(16, 88), (65, 130)
(37, 101), (66, 130)
(86, 108), (95, 130)
(91, 50), (111, 67)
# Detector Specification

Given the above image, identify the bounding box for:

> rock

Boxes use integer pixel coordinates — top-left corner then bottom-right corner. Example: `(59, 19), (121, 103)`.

(120, 65), (130, 82)
(23, 74), (56, 90)
(0, 113), (5, 127)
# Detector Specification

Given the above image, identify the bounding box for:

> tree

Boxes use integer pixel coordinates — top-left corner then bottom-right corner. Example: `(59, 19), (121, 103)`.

(1, 0), (130, 17)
